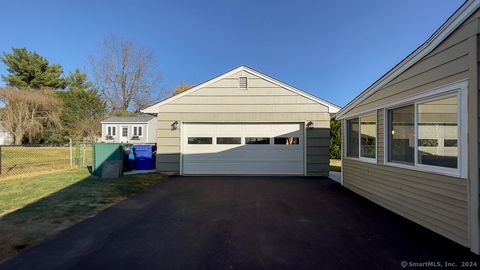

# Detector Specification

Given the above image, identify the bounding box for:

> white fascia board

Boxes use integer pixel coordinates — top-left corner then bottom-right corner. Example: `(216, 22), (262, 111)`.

(336, 0), (480, 119)
(101, 121), (150, 124)
(141, 65), (341, 114)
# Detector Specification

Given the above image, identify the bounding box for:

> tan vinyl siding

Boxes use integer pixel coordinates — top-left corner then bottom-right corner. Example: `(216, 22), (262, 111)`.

(341, 9), (480, 248)
(156, 70), (330, 176)
(157, 112), (331, 121)
(343, 159), (468, 245)
(306, 120), (330, 176)
(377, 109), (384, 164)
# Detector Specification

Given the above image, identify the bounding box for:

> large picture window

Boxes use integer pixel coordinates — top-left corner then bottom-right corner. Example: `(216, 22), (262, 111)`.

(386, 94), (461, 174)
(346, 114), (376, 160)
(388, 105), (414, 164)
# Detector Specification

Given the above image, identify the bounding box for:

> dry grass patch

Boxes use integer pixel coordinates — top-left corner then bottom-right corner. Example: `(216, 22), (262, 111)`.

(330, 159), (342, 172)
(0, 146), (93, 178)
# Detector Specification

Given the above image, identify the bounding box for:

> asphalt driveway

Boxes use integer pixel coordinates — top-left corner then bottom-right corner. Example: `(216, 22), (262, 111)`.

(1, 176), (478, 269)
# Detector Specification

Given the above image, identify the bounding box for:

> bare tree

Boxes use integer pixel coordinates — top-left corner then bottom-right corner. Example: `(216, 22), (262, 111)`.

(0, 87), (62, 144)
(171, 84), (193, 96)
(90, 36), (162, 113)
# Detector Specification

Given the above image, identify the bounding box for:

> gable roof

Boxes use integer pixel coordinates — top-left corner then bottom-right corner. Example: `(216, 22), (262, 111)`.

(101, 114), (156, 124)
(336, 0), (480, 119)
(141, 65), (341, 114)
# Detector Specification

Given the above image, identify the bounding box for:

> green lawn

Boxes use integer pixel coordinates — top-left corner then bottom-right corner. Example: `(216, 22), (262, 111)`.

(1, 146), (92, 178)
(330, 159), (342, 172)
(0, 169), (166, 262)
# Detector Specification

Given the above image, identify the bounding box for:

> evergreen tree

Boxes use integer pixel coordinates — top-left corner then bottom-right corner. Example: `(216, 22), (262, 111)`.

(56, 70), (105, 141)
(330, 118), (341, 159)
(2, 47), (66, 89)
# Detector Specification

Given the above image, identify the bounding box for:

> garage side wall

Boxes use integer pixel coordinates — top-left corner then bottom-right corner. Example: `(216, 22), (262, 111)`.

(155, 70), (331, 176)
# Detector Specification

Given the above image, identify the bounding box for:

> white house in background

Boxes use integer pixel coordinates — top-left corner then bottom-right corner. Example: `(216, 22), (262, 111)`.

(101, 114), (157, 144)
(0, 123), (13, 145)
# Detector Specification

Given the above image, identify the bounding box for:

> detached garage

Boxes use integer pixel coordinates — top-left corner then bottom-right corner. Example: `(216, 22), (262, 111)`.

(142, 66), (339, 176)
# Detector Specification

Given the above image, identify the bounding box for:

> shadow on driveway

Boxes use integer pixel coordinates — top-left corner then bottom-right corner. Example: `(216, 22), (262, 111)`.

(1, 176), (478, 269)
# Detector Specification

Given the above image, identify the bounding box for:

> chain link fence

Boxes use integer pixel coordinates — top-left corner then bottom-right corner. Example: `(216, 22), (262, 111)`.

(0, 142), (93, 178)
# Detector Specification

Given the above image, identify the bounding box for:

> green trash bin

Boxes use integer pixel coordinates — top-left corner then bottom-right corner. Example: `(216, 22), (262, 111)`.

(92, 143), (123, 177)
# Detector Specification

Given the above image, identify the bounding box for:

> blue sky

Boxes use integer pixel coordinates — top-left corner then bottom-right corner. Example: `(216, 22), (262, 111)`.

(0, 0), (465, 107)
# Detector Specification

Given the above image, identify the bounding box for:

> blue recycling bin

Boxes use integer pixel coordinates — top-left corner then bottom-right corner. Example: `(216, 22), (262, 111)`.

(134, 145), (155, 170)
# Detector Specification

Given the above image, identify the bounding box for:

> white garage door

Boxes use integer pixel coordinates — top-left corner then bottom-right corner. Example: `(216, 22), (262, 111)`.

(182, 123), (304, 175)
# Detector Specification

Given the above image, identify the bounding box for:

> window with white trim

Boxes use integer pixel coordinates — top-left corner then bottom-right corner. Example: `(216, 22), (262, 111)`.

(360, 114), (376, 159)
(346, 113), (376, 160)
(346, 118), (359, 157)
(132, 126), (143, 137)
(107, 126), (116, 137)
(387, 105), (414, 164)
(386, 93), (463, 175)
(417, 95), (458, 169)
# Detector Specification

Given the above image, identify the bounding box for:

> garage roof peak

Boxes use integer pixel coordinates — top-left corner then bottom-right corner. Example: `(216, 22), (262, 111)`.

(141, 66), (340, 114)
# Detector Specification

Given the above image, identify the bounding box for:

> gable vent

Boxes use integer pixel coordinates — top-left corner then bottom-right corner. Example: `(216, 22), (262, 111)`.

(239, 77), (247, 89)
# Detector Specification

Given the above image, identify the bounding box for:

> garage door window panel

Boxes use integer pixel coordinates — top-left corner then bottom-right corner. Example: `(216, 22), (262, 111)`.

(245, 137), (270, 144)
(274, 137), (299, 145)
(188, 137), (213, 144)
(217, 137), (241, 144)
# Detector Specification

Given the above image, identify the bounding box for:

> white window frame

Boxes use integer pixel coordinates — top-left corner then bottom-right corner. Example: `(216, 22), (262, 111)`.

(106, 125), (116, 137)
(384, 81), (468, 178)
(132, 125), (143, 137)
(121, 126), (128, 137)
(344, 111), (377, 164)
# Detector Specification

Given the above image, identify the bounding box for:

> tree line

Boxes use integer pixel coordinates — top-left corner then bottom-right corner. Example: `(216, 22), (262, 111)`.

(0, 36), (165, 145)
